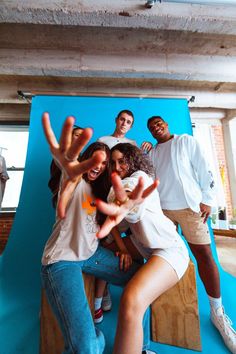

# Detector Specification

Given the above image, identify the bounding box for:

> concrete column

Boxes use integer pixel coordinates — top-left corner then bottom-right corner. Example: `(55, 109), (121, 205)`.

(222, 116), (236, 210)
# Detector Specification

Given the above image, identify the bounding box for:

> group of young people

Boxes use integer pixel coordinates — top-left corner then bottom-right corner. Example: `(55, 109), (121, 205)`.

(42, 109), (236, 354)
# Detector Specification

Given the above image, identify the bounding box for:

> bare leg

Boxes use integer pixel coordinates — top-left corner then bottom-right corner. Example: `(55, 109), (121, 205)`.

(95, 278), (107, 298)
(188, 243), (220, 297)
(113, 256), (179, 354)
(95, 238), (142, 315)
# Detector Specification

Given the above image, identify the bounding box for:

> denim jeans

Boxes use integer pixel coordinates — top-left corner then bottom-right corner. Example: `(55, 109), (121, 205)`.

(41, 245), (150, 354)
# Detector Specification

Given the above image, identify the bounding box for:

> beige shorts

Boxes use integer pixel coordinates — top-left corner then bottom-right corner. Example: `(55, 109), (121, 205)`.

(163, 208), (211, 245)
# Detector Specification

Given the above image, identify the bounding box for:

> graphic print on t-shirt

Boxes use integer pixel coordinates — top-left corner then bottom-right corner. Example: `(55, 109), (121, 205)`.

(82, 192), (98, 233)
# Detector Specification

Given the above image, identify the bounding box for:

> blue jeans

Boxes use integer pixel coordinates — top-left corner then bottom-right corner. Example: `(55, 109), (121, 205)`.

(41, 245), (150, 354)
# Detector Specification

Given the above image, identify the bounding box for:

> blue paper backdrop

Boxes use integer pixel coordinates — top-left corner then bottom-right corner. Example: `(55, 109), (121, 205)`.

(0, 95), (235, 354)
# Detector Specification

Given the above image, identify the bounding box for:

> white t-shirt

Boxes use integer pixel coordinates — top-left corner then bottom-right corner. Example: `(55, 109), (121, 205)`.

(42, 179), (99, 265)
(107, 170), (186, 260)
(149, 136), (188, 210)
(97, 135), (137, 149)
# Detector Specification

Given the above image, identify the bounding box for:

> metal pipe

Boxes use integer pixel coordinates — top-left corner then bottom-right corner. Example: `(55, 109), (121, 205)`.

(158, 0), (236, 5)
(145, 0), (236, 7)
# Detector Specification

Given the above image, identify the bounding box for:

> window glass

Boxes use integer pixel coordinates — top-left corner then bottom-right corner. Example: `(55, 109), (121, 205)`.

(1, 171), (24, 209)
(193, 123), (225, 204)
(0, 126), (29, 211)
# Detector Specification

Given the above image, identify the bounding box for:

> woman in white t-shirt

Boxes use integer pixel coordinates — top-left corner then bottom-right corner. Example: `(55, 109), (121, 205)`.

(41, 114), (154, 354)
(96, 143), (190, 354)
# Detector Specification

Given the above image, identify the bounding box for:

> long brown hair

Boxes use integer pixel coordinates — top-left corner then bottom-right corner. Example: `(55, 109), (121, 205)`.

(80, 142), (111, 225)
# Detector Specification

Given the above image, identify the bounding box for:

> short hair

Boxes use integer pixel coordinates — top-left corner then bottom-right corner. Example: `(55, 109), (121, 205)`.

(147, 116), (165, 129)
(116, 109), (134, 125)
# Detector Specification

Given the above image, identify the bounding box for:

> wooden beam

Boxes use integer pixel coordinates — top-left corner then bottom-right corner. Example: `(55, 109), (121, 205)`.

(213, 228), (236, 238)
(151, 261), (201, 351)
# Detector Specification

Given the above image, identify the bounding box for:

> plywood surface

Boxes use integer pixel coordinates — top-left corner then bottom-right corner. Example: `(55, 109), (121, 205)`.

(151, 262), (201, 351)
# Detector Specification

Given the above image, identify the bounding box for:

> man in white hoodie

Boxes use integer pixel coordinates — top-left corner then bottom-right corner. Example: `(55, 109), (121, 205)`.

(147, 115), (236, 354)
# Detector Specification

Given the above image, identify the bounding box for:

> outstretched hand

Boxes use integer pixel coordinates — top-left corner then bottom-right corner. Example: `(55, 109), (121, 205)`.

(96, 172), (158, 238)
(42, 112), (105, 219)
(141, 141), (153, 153)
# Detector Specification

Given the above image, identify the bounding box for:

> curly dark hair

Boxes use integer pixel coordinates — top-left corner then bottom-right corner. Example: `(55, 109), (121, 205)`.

(80, 142), (111, 225)
(110, 143), (153, 177)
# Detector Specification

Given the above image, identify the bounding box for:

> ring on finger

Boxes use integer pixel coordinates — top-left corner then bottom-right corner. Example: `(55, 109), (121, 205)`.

(115, 196), (129, 206)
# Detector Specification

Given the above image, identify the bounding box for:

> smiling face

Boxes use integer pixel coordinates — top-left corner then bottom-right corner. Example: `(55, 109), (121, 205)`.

(148, 117), (171, 143)
(111, 150), (129, 179)
(87, 151), (109, 181)
(72, 127), (83, 142)
(115, 112), (134, 136)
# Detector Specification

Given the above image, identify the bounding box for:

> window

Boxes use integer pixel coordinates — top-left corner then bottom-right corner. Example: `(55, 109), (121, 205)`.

(0, 125), (29, 211)
(192, 122), (226, 208)
(229, 118), (236, 175)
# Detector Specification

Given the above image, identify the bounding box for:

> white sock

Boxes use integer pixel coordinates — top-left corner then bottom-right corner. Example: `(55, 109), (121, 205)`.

(208, 295), (222, 312)
(94, 297), (103, 311)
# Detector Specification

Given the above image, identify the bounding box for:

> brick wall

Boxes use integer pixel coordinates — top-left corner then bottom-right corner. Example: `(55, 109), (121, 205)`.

(212, 125), (233, 220)
(0, 212), (14, 254)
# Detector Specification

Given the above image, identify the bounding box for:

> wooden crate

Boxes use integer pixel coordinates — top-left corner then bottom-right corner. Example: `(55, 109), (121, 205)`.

(151, 261), (201, 351)
(40, 273), (95, 354)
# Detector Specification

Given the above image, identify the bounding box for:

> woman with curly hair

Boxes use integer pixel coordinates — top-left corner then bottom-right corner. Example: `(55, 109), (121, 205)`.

(96, 143), (190, 354)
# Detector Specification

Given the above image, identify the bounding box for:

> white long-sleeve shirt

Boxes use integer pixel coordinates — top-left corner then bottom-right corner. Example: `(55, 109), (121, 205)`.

(149, 134), (215, 213)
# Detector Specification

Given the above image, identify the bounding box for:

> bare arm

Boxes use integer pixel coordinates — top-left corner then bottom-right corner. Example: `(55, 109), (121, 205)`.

(111, 226), (132, 271)
(111, 227), (129, 254)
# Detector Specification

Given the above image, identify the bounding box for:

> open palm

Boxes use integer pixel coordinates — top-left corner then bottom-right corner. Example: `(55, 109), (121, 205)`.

(96, 172), (158, 238)
(42, 112), (105, 218)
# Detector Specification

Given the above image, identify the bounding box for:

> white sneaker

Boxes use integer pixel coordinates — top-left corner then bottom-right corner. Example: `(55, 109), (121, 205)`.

(102, 287), (112, 312)
(211, 306), (236, 353)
